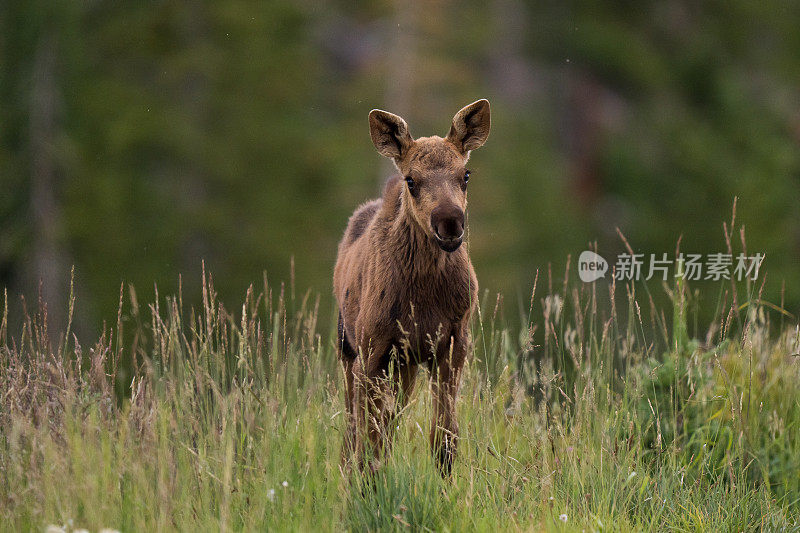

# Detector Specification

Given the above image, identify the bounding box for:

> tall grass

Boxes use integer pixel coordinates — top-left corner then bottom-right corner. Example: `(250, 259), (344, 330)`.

(1, 253), (799, 531)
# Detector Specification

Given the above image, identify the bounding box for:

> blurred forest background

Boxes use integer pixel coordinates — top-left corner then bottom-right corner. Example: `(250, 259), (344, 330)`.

(1, 0), (799, 338)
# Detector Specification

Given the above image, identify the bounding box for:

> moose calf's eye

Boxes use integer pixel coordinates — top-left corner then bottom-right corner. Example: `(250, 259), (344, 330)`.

(405, 176), (415, 191)
(464, 170), (471, 183)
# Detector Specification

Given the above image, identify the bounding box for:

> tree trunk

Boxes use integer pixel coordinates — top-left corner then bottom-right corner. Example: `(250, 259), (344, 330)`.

(380, 0), (417, 186)
(29, 33), (65, 333)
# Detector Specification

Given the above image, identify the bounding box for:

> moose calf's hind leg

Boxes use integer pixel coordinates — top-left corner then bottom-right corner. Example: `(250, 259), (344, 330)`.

(340, 356), (358, 469)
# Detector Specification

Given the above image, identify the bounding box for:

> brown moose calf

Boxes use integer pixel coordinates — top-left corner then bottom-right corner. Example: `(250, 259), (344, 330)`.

(334, 100), (490, 475)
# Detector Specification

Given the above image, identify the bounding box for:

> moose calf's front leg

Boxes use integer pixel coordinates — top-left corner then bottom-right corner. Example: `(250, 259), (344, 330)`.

(351, 341), (416, 472)
(430, 333), (467, 477)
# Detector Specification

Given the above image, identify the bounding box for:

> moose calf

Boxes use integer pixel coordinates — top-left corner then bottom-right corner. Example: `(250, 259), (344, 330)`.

(334, 99), (490, 476)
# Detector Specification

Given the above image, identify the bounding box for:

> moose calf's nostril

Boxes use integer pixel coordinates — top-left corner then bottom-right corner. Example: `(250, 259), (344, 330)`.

(437, 219), (463, 239)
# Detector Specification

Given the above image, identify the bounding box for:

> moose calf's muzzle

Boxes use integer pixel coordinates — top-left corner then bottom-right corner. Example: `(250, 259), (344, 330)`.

(431, 204), (465, 252)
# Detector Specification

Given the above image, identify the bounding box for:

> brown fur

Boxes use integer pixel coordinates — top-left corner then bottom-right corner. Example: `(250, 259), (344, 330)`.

(334, 100), (490, 475)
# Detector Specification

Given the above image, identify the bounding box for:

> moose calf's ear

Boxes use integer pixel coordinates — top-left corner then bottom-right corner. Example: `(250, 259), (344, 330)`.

(369, 109), (414, 160)
(446, 99), (491, 154)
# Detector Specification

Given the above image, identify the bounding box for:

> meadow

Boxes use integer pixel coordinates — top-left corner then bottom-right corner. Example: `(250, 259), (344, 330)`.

(1, 254), (799, 532)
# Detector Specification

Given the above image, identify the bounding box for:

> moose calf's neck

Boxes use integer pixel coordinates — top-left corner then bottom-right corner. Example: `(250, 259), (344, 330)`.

(377, 176), (466, 280)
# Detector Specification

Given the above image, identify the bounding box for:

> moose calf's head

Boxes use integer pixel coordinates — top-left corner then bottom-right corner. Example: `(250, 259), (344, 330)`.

(369, 100), (490, 252)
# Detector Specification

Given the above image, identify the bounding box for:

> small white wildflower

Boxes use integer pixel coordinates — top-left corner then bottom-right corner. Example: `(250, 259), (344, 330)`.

(559, 514), (568, 522)
(282, 480), (289, 488)
(99, 529), (121, 533)
(626, 471), (637, 482)
(45, 526), (65, 533)
(267, 488), (276, 502)
(74, 529), (90, 533)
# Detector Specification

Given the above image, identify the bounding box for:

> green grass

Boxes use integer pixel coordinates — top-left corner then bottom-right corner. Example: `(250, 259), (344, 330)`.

(1, 263), (799, 532)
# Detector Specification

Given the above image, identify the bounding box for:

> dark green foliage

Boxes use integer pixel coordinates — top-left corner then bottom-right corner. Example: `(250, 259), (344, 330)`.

(2, 1), (799, 335)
